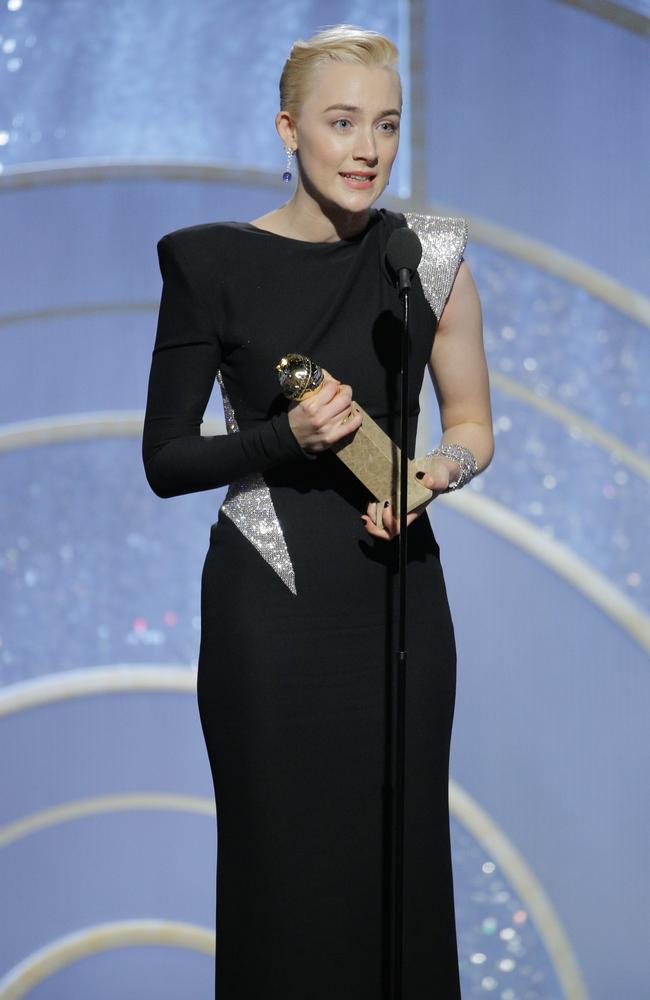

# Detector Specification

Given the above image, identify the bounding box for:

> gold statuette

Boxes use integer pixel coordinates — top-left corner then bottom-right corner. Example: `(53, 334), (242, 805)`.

(276, 353), (325, 401)
(275, 354), (434, 525)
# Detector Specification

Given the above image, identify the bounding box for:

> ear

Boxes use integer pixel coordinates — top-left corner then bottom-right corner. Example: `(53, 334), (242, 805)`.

(275, 110), (297, 149)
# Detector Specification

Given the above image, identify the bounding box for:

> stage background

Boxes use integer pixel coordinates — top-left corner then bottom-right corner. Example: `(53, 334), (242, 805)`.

(1, 1), (648, 998)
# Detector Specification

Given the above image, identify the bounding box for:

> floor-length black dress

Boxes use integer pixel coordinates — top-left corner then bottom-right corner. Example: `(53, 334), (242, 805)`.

(142, 206), (468, 999)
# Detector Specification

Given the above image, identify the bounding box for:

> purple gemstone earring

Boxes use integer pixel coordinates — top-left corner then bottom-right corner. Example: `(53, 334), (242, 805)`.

(282, 146), (294, 183)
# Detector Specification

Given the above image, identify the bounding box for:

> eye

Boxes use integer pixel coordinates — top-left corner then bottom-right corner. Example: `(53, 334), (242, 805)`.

(379, 121), (398, 133)
(333, 118), (352, 129)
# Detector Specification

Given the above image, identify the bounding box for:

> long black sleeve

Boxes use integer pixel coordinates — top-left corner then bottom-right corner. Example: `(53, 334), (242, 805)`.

(142, 234), (305, 499)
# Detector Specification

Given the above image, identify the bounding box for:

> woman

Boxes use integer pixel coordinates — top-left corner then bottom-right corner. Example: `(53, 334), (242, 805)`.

(142, 23), (493, 1000)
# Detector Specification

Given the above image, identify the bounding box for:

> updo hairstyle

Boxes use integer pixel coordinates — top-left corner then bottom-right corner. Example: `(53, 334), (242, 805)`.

(279, 24), (401, 121)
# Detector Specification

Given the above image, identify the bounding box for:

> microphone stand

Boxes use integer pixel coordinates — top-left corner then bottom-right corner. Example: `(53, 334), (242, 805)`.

(386, 266), (412, 1000)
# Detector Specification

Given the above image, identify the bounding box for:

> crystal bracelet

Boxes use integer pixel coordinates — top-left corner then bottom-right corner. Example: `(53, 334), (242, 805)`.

(426, 443), (479, 491)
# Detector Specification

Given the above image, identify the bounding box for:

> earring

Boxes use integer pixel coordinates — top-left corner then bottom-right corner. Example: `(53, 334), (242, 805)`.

(282, 146), (294, 183)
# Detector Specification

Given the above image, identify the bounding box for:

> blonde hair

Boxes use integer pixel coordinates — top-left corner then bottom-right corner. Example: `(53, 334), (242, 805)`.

(279, 24), (401, 120)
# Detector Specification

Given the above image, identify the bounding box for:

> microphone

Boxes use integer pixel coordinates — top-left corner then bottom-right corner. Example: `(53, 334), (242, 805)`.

(386, 227), (422, 294)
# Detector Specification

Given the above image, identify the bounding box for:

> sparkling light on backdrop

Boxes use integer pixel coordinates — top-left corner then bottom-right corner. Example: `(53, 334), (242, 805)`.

(1, 1), (647, 997)
(0, 0), (410, 194)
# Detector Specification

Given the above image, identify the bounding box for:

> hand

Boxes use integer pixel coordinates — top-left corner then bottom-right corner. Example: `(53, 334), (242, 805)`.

(361, 500), (428, 540)
(360, 460), (452, 540)
(412, 458), (455, 497)
(287, 369), (363, 452)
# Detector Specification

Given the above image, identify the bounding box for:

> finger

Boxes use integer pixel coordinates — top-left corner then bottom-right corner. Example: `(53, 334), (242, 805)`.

(414, 464), (450, 492)
(414, 471), (438, 491)
(339, 405), (363, 431)
(328, 403), (362, 440)
(381, 503), (423, 535)
(364, 501), (390, 534)
(310, 382), (351, 417)
(315, 378), (344, 405)
(366, 501), (382, 529)
(325, 384), (354, 418)
(381, 502), (400, 534)
(361, 514), (391, 539)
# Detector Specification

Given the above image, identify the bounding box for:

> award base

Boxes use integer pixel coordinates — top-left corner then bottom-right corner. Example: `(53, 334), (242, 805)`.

(275, 354), (443, 528)
(331, 403), (433, 522)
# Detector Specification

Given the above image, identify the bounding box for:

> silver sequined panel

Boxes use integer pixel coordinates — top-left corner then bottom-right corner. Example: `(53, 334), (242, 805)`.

(403, 212), (469, 322)
(213, 215), (466, 594)
(215, 370), (297, 595)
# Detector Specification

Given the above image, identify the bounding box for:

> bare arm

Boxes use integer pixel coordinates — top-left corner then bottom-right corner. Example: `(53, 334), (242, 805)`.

(426, 257), (495, 482)
(362, 257), (494, 539)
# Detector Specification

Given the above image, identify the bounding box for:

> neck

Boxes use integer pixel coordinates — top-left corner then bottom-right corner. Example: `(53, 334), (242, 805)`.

(279, 186), (373, 243)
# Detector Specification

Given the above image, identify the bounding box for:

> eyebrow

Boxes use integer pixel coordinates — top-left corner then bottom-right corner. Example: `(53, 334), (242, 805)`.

(321, 104), (401, 117)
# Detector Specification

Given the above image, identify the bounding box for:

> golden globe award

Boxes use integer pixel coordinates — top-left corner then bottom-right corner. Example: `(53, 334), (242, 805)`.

(276, 353), (434, 524)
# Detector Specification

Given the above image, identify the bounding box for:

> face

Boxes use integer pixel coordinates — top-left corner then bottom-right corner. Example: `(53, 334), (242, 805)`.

(280, 61), (402, 216)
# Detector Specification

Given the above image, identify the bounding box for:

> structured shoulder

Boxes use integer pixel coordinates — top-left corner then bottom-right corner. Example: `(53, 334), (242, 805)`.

(403, 212), (468, 255)
(402, 212), (469, 322)
(157, 221), (230, 262)
(154, 222), (244, 305)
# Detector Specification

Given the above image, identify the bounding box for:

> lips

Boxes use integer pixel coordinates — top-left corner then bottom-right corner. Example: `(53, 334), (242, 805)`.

(339, 172), (376, 189)
(340, 172), (376, 180)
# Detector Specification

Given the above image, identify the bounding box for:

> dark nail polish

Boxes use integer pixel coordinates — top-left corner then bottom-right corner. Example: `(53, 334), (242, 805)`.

(384, 500), (390, 507)
(415, 471), (424, 479)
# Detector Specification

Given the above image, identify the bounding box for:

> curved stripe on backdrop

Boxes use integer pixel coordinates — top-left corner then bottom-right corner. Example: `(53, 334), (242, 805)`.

(1, 417), (647, 653)
(0, 920), (215, 1000)
(1, 163), (648, 326)
(0, 666), (587, 1000)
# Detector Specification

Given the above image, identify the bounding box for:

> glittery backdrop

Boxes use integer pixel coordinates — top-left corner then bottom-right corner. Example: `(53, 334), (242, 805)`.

(0, 0), (410, 194)
(1, 1), (648, 997)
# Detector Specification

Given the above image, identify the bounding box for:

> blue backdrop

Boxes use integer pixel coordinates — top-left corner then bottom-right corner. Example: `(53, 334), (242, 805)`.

(1, 2), (648, 998)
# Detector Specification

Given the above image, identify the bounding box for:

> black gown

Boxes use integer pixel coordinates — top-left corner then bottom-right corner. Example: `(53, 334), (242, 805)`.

(142, 206), (468, 999)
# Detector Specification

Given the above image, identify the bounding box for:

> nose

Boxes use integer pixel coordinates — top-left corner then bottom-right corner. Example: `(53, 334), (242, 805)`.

(353, 128), (379, 166)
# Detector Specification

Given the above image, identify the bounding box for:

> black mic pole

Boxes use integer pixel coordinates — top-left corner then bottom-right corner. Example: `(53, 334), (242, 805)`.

(384, 229), (422, 1000)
